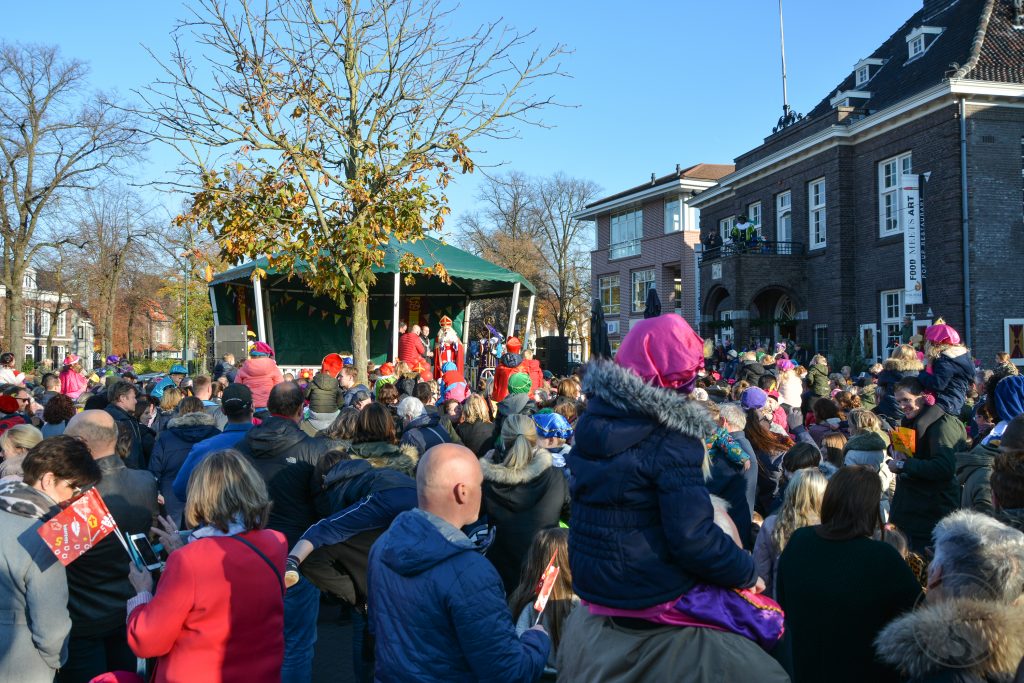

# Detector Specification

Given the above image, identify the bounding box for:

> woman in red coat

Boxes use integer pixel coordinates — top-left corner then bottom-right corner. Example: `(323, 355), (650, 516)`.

(127, 449), (287, 683)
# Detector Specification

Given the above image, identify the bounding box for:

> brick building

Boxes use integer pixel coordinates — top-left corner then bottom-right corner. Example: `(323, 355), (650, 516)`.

(0, 267), (95, 369)
(690, 0), (1024, 365)
(577, 164), (733, 351)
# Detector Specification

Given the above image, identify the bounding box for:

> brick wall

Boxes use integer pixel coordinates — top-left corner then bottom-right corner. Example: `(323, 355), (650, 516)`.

(590, 196), (699, 341)
(697, 103), (1000, 356)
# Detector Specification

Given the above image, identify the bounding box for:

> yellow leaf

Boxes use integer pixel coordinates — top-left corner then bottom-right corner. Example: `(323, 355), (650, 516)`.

(204, 264), (214, 283)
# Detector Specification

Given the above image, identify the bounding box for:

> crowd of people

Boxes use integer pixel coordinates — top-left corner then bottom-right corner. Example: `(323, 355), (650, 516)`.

(2, 311), (1024, 682)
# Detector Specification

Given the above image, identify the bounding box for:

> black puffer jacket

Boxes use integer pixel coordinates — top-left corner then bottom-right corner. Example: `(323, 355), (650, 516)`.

(236, 416), (333, 547)
(148, 412), (220, 523)
(736, 361), (765, 387)
(305, 372), (343, 413)
(456, 419), (495, 457)
(480, 447), (569, 593)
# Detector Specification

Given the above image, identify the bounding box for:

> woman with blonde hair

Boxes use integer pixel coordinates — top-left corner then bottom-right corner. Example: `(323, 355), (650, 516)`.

(455, 393), (493, 457)
(153, 386), (183, 434)
(481, 413), (569, 593)
(127, 449), (286, 682)
(753, 468), (827, 598)
(0, 423), (44, 480)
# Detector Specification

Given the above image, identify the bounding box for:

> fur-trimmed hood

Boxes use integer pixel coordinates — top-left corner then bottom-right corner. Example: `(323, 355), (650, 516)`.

(480, 447), (552, 485)
(581, 359), (715, 444)
(884, 356), (924, 373)
(324, 448), (418, 485)
(167, 411), (217, 429)
(875, 598), (1024, 680)
(348, 440), (419, 476)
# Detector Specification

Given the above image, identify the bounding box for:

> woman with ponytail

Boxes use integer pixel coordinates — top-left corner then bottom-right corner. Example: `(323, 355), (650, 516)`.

(481, 413), (570, 593)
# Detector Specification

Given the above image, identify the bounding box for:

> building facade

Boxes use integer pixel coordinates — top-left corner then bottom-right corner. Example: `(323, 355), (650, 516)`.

(691, 0), (1024, 364)
(1, 267), (95, 369)
(578, 164), (733, 351)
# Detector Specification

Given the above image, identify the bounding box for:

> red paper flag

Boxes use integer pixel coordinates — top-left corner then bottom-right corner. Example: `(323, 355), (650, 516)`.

(37, 488), (117, 566)
(533, 550), (560, 623)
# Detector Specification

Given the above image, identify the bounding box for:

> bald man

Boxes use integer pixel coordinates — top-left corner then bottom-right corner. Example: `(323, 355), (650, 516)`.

(368, 444), (550, 682)
(60, 411), (159, 683)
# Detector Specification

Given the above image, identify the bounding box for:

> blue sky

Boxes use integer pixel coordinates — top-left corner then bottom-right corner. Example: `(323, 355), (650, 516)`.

(3, 0), (921, 233)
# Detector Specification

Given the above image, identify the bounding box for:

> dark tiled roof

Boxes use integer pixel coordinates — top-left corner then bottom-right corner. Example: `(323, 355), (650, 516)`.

(585, 162), (736, 209)
(804, 0), (993, 120)
(963, 0), (1024, 82)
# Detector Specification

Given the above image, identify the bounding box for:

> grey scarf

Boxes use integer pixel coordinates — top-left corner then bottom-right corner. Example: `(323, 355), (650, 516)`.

(0, 479), (58, 521)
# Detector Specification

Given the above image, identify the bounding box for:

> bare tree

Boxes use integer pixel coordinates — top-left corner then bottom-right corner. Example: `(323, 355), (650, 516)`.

(36, 244), (83, 367)
(533, 173), (598, 336)
(136, 0), (567, 382)
(72, 186), (154, 358)
(0, 43), (141, 352)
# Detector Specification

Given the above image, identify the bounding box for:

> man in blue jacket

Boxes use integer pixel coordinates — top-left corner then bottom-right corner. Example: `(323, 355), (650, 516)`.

(368, 443), (549, 682)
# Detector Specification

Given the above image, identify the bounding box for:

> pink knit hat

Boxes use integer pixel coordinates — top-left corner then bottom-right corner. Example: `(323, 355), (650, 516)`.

(925, 322), (960, 346)
(615, 315), (705, 393)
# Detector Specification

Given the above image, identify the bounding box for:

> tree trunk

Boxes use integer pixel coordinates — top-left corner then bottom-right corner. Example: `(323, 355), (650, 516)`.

(45, 294), (62, 364)
(6, 285), (24, 363)
(126, 306), (136, 361)
(103, 285), (117, 358)
(352, 291), (369, 386)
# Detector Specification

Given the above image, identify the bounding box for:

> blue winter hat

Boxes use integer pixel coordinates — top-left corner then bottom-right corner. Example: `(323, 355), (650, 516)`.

(994, 375), (1024, 422)
(170, 364), (188, 375)
(533, 412), (573, 440)
(741, 387), (768, 411)
(441, 361), (457, 373)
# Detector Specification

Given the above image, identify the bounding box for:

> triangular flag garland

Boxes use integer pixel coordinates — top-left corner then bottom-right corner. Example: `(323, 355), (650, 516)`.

(321, 310), (329, 320)
(334, 313), (342, 324)
(371, 320), (379, 330)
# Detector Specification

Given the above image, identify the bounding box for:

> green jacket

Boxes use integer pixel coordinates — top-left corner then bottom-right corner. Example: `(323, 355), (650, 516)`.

(890, 406), (966, 547)
(807, 363), (830, 398)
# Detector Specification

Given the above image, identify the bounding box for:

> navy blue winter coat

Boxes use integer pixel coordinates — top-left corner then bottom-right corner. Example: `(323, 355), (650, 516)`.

(918, 348), (975, 417)
(148, 412), (220, 523)
(568, 360), (757, 610)
(367, 508), (549, 682)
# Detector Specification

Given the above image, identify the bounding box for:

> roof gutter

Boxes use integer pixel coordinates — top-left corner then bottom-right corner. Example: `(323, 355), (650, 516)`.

(958, 97), (972, 348)
(573, 178), (716, 220)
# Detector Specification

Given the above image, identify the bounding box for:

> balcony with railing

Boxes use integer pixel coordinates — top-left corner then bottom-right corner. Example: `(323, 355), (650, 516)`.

(699, 240), (805, 265)
(609, 238), (641, 260)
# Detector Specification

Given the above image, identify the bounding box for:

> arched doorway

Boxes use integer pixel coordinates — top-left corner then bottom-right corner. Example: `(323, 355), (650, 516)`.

(703, 286), (734, 345)
(750, 287), (800, 349)
(774, 294), (798, 343)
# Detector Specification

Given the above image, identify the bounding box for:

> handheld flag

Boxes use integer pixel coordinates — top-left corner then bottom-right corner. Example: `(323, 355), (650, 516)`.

(533, 550), (560, 626)
(891, 427), (916, 459)
(37, 488), (118, 566)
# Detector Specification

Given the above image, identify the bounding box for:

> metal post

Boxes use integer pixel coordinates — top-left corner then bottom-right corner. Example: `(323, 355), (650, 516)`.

(183, 259), (189, 368)
(462, 299), (472, 346)
(506, 282), (521, 339)
(252, 274), (267, 342)
(779, 0), (789, 112)
(523, 295), (536, 349)
(392, 272), (401, 361)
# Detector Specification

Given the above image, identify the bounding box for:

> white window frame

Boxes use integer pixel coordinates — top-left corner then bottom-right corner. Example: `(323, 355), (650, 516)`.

(776, 191), (792, 244)
(719, 216), (736, 243)
(24, 344), (34, 361)
(747, 202), (762, 235)
(56, 311), (66, 337)
(685, 203), (700, 232)
(664, 197), (682, 234)
(40, 310), (51, 335)
(808, 178), (826, 249)
(22, 272), (35, 290)
(598, 275), (620, 316)
(909, 35), (924, 58)
(906, 27), (942, 62)
(24, 307), (36, 336)
(609, 208), (642, 259)
(631, 269), (655, 313)
(881, 290), (904, 355)
(856, 66), (870, 86)
(814, 324), (829, 355)
(879, 152), (913, 236)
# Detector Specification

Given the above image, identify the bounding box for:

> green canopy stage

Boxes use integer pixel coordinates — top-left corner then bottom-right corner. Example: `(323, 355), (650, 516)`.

(208, 235), (537, 366)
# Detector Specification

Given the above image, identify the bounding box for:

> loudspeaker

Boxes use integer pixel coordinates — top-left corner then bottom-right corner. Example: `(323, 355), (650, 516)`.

(215, 325), (249, 362)
(537, 336), (570, 377)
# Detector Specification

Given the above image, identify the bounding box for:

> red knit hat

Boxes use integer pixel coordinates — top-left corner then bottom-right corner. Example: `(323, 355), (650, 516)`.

(321, 353), (344, 376)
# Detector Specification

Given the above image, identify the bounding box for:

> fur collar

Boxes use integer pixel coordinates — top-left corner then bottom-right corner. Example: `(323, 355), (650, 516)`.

(875, 598), (1024, 679)
(581, 359), (715, 443)
(480, 448), (553, 485)
(349, 441), (419, 476)
(168, 411), (217, 429)
(884, 357), (924, 372)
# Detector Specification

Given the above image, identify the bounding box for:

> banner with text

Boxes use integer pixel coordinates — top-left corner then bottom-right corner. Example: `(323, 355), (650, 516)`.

(901, 175), (924, 305)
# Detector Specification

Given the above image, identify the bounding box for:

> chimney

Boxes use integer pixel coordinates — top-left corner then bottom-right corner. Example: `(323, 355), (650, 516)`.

(650, 173), (656, 185)
(675, 163), (682, 177)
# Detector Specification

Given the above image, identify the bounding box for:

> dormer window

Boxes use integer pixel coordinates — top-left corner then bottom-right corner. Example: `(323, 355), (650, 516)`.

(905, 26), (943, 61)
(830, 90), (871, 108)
(22, 271), (35, 290)
(853, 58), (885, 86)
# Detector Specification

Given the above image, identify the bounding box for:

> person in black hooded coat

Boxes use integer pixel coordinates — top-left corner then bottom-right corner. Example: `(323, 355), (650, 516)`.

(481, 414), (569, 594)
(148, 401), (220, 523)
